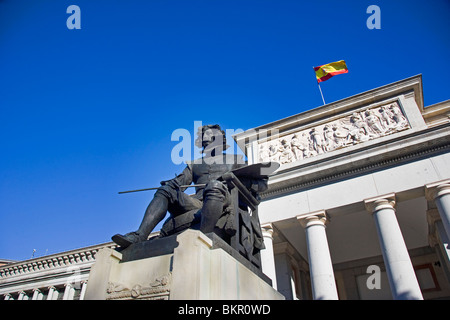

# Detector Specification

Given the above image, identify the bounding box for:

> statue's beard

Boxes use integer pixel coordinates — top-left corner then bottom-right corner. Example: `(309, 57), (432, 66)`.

(203, 141), (223, 157)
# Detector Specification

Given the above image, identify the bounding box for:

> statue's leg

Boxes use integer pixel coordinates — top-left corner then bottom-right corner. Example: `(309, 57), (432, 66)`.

(135, 193), (169, 238)
(159, 193), (203, 236)
(112, 186), (173, 248)
(200, 180), (230, 234)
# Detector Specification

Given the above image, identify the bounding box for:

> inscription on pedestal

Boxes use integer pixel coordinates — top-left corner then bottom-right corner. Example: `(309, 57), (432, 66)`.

(106, 273), (172, 300)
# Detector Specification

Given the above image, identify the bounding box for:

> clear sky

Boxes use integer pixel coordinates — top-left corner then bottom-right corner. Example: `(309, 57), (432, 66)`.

(1, 0), (449, 261)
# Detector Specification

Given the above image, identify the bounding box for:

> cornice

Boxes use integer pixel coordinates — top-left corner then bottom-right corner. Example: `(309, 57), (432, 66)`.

(233, 75), (423, 146)
(0, 242), (116, 281)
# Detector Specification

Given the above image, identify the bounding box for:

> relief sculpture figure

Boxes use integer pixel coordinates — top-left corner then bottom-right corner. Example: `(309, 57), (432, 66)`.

(256, 102), (410, 166)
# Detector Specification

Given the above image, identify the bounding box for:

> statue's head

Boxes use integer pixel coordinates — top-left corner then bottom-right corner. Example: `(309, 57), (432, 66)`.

(195, 124), (229, 154)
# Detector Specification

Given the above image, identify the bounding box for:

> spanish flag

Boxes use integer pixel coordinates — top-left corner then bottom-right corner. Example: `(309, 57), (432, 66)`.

(314, 60), (348, 83)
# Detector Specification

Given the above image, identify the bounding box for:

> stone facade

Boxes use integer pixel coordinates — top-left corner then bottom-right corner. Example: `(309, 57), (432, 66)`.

(1, 75), (449, 300)
(0, 243), (115, 300)
(235, 75), (450, 300)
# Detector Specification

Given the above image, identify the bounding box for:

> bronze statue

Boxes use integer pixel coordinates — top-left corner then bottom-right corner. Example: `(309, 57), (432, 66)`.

(112, 124), (270, 249)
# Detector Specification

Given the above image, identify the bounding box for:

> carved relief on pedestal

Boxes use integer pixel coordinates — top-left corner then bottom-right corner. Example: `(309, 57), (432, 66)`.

(106, 273), (172, 300)
(258, 102), (410, 165)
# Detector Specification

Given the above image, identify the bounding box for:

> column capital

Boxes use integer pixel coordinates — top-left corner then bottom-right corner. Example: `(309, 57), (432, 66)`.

(297, 210), (328, 228)
(364, 193), (396, 214)
(261, 223), (274, 238)
(425, 180), (450, 201)
(31, 288), (42, 300)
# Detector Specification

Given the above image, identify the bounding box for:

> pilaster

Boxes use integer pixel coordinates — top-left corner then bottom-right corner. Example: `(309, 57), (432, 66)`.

(261, 223), (278, 289)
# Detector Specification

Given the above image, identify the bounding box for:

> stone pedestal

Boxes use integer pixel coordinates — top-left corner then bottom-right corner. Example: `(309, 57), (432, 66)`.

(84, 229), (284, 300)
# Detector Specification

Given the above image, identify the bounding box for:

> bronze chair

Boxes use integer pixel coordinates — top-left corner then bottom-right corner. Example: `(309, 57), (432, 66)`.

(159, 172), (265, 270)
(221, 171), (264, 269)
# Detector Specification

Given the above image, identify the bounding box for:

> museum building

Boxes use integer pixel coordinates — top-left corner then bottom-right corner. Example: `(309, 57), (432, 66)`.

(1, 75), (449, 300)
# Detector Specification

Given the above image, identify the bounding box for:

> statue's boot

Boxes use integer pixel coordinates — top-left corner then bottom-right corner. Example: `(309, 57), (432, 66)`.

(112, 194), (169, 248)
(111, 232), (142, 248)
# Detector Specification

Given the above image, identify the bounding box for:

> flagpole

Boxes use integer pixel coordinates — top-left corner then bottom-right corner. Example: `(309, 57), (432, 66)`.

(313, 66), (326, 105)
(317, 82), (326, 105)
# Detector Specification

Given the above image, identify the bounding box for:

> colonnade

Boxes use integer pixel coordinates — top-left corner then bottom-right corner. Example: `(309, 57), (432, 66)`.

(260, 179), (450, 300)
(3, 281), (88, 300)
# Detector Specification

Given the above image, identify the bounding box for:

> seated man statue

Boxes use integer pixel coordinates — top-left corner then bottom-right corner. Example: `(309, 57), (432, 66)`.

(112, 124), (268, 248)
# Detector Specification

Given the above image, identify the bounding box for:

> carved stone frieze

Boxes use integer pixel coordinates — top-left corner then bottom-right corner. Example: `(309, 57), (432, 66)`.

(258, 102), (410, 165)
(106, 273), (172, 300)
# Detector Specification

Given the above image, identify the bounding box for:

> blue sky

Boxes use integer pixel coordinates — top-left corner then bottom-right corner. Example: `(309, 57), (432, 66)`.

(1, 0), (449, 261)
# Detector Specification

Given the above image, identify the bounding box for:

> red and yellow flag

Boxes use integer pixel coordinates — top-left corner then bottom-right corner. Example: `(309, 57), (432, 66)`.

(314, 60), (348, 83)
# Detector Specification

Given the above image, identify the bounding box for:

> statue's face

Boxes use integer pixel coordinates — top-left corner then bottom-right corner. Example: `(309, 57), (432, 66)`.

(202, 129), (215, 148)
(197, 125), (227, 155)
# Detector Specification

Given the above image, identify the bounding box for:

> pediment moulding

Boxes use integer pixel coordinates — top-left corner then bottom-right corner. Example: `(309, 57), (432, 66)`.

(234, 75), (423, 144)
(231, 75), (450, 199)
(233, 75), (440, 171)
